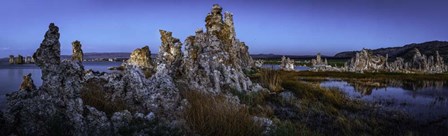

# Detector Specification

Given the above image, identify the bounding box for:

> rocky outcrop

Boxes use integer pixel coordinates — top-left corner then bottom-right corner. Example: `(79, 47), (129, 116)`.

(280, 56), (295, 71)
(8, 55), (34, 64)
(8, 55), (14, 64)
(15, 55), (24, 64)
(345, 48), (447, 73)
(127, 46), (154, 69)
(3, 23), (87, 135)
(255, 60), (264, 68)
(401, 49), (447, 73)
(24, 56), (34, 63)
(311, 53), (327, 66)
(19, 73), (36, 91)
(158, 30), (182, 75)
(33, 23), (61, 66)
(179, 4), (258, 93)
(71, 40), (83, 62)
(346, 49), (388, 72)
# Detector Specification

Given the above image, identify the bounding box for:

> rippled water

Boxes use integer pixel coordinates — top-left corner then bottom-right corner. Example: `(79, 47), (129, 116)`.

(0, 61), (122, 110)
(320, 79), (448, 122)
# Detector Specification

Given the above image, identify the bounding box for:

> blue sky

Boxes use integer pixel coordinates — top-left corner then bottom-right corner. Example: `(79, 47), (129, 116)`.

(0, 0), (447, 58)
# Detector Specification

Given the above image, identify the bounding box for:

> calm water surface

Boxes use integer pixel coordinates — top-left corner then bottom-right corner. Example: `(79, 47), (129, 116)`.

(320, 79), (448, 123)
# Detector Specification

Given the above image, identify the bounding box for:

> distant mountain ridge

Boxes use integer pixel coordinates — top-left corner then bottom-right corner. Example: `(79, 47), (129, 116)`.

(334, 41), (448, 60)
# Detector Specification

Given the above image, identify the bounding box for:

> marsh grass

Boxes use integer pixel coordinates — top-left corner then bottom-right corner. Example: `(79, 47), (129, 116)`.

(80, 79), (127, 116)
(182, 90), (263, 136)
(257, 68), (282, 92)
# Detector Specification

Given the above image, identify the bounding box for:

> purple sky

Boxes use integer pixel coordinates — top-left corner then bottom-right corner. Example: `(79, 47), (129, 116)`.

(0, 0), (447, 58)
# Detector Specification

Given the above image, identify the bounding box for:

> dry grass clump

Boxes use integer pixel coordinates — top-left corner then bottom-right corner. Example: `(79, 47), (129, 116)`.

(259, 68), (283, 92)
(182, 91), (263, 136)
(81, 79), (127, 116)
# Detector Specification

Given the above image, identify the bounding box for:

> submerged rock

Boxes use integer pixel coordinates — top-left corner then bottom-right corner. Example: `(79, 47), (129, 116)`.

(71, 40), (84, 62)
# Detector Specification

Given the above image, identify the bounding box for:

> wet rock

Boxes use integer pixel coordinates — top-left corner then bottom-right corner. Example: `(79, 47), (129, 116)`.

(19, 73), (36, 91)
(280, 56), (295, 71)
(71, 40), (84, 62)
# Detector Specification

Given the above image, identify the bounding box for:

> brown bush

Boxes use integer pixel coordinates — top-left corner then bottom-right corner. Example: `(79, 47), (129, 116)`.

(259, 69), (282, 92)
(80, 79), (127, 116)
(182, 91), (263, 136)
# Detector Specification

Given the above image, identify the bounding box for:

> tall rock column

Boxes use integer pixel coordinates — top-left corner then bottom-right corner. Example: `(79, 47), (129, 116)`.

(158, 30), (182, 75)
(71, 40), (84, 62)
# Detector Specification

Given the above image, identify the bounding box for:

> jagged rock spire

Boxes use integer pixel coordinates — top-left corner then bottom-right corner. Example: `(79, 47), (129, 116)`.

(33, 23), (61, 67)
(71, 40), (84, 62)
(127, 45), (154, 69)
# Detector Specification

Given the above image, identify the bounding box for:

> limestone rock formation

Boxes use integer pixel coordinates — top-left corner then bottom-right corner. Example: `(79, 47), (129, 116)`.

(180, 4), (257, 93)
(311, 53), (327, 66)
(3, 23), (86, 135)
(345, 48), (447, 73)
(127, 45), (154, 69)
(255, 60), (265, 68)
(158, 30), (182, 75)
(346, 49), (388, 72)
(71, 40), (84, 62)
(8, 55), (14, 64)
(25, 56), (34, 63)
(406, 49), (447, 73)
(280, 56), (295, 71)
(388, 57), (406, 72)
(15, 55), (24, 64)
(33, 23), (61, 66)
(19, 73), (36, 91)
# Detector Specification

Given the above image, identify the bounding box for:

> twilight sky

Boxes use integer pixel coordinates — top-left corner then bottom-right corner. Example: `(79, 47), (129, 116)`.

(0, 0), (447, 58)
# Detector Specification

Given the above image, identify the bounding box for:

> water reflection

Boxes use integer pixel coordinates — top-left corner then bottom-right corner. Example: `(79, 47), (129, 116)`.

(317, 78), (448, 122)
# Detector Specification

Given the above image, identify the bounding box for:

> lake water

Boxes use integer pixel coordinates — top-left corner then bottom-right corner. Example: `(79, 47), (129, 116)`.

(320, 79), (448, 123)
(0, 61), (122, 110)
